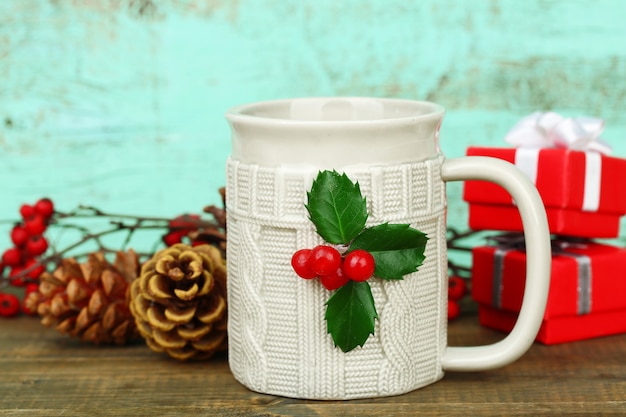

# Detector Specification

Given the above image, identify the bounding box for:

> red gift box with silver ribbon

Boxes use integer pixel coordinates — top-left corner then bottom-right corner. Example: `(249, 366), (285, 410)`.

(472, 236), (626, 344)
(463, 112), (626, 238)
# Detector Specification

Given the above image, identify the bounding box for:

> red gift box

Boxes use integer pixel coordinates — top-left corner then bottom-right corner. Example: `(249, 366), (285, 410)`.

(463, 147), (626, 238)
(472, 241), (626, 344)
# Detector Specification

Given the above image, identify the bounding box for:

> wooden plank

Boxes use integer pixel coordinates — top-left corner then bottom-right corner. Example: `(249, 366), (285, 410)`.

(1, 315), (625, 416)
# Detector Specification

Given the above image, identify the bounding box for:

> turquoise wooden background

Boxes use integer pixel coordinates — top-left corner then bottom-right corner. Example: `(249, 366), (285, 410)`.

(2, 0), (626, 251)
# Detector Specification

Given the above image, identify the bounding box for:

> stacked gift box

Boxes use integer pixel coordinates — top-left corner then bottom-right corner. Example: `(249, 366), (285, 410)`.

(463, 112), (626, 344)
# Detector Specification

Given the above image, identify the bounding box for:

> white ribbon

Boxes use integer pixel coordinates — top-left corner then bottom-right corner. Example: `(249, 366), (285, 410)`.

(504, 111), (611, 155)
(505, 112), (609, 212)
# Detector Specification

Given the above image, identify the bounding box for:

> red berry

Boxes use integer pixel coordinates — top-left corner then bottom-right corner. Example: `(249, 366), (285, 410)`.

(309, 245), (342, 276)
(24, 258), (45, 280)
(0, 293), (21, 317)
(34, 198), (55, 218)
(2, 248), (22, 267)
(25, 235), (48, 256)
(9, 267), (26, 287)
(169, 214), (201, 230)
(24, 215), (47, 236)
(448, 276), (467, 301)
(19, 204), (36, 219)
(25, 283), (40, 294)
(291, 249), (317, 279)
(448, 299), (460, 320)
(320, 267), (350, 291)
(10, 224), (29, 247)
(343, 249), (376, 282)
(162, 230), (187, 246)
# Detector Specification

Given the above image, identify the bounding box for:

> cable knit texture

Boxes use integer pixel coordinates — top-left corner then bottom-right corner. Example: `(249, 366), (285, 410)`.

(226, 155), (447, 400)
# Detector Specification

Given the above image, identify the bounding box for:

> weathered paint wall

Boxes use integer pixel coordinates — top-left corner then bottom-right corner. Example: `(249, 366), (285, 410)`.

(1, 0), (626, 249)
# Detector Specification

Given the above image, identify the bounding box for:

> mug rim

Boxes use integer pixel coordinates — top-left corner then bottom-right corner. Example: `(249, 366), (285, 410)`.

(225, 96), (445, 126)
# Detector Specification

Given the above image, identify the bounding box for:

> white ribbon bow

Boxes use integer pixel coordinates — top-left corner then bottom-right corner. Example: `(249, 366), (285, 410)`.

(504, 111), (611, 155)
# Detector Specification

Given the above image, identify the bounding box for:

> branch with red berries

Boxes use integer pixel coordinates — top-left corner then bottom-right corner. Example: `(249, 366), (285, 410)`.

(0, 190), (226, 318)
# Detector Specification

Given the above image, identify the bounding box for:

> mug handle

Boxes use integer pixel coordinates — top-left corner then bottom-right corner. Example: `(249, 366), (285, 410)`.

(440, 156), (551, 371)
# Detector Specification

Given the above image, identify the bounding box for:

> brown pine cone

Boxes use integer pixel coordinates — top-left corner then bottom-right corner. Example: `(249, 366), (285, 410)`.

(129, 243), (227, 361)
(25, 250), (140, 345)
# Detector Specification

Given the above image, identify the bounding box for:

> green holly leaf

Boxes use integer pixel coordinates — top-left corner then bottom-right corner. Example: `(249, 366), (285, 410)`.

(349, 223), (428, 280)
(305, 170), (368, 245)
(325, 280), (377, 352)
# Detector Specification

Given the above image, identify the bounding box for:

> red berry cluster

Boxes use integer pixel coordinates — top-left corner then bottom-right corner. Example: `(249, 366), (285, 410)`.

(2, 198), (53, 283)
(162, 214), (202, 246)
(0, 198), (54, 317)
(447, 275), (467, 320)
(291, 245), (376, 291)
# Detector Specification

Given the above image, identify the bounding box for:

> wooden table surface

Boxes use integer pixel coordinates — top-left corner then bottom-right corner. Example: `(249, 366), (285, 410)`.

(1, 313), (625, 416)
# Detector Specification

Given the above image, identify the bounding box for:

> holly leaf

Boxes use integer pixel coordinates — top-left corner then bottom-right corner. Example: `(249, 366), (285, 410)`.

(305, 170), (368, 244)
(349, 223), (428, 280)
(325, 281), (377, 352)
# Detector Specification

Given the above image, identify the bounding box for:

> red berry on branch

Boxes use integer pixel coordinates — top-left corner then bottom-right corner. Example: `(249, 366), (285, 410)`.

(291, 249), (317, 279)
(162, 230), (187, 246)
(320, 267), (350, 291)
(169, 214), (201, 230)
(19, 204), (36, 219)
(24, 258), (45, 280)
(25, 235), (48, 256)
(2, 248), (22, 267)
(448, 299), (460, 320)
(448, 276), (467, 301)
(34, 198), (55, 218)
(343, 249), (376, 282)
(10, 224), (29, 247)
(24, 215), (47, 236)
(25, 282), (40, 294)
(309, 245), (342, 276)
(0, 293), (21, 317)
(9, 267), (26, 286)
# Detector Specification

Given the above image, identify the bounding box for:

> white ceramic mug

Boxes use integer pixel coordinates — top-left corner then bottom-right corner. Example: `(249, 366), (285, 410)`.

(224, 97), (550, 400)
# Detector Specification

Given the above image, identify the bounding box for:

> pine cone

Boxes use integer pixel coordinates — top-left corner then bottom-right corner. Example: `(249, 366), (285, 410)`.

(129, 243), (227, 360)
(25, 250), (140, 344)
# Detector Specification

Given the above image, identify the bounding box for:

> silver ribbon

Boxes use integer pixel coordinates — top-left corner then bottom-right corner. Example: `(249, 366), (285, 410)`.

(488, 234), (592, 315)
(487, 233), (526, 310)
(492, 248), (508, 309)
(559, 252), (592, 315)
